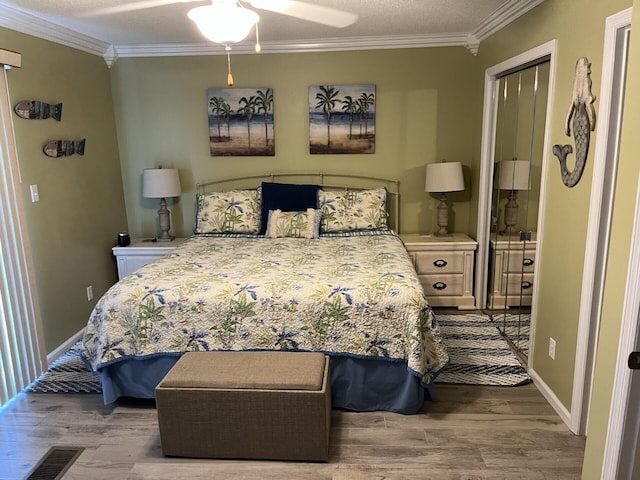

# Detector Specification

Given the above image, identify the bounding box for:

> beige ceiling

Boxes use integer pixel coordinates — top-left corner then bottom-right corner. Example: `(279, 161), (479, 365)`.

(0, 0), (543, 61)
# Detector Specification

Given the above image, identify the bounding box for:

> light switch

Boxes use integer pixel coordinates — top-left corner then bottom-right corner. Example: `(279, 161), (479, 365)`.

(29, 184), (39, 202)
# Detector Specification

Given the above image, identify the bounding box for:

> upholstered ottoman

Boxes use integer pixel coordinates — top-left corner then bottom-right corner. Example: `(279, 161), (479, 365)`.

(155, 351), (331, 461)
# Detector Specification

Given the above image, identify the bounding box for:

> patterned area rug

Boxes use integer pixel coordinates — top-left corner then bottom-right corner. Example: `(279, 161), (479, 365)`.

(26, 313), (530, 393)
(25, 342), (101, 394)
(491, 312), (531, 356)
(434, 313), (531, 386)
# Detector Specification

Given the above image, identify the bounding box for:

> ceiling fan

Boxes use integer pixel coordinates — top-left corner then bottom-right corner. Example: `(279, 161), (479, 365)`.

(85, 0), (358, 30)
(85, 0), (357, 85)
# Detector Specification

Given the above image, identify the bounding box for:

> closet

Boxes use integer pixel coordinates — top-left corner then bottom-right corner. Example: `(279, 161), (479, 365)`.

(487, 61), (550, 359)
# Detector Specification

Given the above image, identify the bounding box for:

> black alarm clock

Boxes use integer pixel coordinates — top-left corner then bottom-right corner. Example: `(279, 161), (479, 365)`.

(117, 232), (130, 247)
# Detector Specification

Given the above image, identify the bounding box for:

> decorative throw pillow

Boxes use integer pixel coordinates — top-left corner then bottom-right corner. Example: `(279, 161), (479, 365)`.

(194, 189), (261, 234)
(265, 208), (321, 239)
(260, 182), (319, 235)
(319, 187), (388, 232)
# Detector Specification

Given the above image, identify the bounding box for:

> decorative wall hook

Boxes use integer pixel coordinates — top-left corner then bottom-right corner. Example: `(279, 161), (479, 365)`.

(552, 57), (596, 187)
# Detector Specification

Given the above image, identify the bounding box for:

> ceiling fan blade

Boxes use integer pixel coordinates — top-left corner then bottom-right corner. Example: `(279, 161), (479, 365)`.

(246, 0), (357, 28)
(80, 0), (202, 17)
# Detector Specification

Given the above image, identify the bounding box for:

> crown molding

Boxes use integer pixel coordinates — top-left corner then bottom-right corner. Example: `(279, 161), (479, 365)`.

(113, 32), (476, 59)
(472, 0), (544, 42)
(0, 0), (544, 65)
(0, 3), (109, 56)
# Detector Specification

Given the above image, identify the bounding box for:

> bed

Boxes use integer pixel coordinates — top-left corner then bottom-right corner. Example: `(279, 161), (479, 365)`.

(81, 173), (449, 414)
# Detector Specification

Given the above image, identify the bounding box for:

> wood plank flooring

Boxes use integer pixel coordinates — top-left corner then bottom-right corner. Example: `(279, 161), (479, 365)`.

(0, 383), (584, 479)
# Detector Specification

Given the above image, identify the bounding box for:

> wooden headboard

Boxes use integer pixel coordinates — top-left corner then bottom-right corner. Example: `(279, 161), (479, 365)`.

(196, 172), (401, 233)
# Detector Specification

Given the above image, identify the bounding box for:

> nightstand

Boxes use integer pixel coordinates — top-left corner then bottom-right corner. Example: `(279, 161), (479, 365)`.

(488, 233), (537, 309)
(400, 233), (477, 309)
(112, 238), (187, 280)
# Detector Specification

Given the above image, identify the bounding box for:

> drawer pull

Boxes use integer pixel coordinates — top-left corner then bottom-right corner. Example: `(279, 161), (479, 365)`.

(433, 282), (447, 290)
(522, 281), (533, 290)
(433, 259), (448, 268)
(523, 258), (534, 267)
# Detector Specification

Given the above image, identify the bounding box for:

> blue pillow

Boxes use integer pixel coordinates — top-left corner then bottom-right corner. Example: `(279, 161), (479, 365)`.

(260, 182), (319, 234)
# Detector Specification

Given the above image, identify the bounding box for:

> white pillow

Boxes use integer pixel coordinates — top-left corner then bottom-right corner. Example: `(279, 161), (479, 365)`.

(265, 208), (321, 239)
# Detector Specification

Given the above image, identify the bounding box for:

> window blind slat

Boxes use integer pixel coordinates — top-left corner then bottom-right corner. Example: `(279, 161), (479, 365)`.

(0, 63), (46, 409)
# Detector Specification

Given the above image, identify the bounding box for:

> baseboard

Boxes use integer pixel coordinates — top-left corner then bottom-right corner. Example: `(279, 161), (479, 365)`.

(528, 367), (575, 433)
(47, 328), (85, 367)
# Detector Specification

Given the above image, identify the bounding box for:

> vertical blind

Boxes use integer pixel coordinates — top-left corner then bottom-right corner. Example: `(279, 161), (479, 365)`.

(0, 55), (46, 409)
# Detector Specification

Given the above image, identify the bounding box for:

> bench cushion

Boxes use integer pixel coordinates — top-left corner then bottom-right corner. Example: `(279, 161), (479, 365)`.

(160, 350), (326, 390)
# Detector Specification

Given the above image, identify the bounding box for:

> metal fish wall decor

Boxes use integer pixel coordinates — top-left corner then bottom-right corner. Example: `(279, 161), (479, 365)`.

(14, 100), (63, 121)
(43, 139), (86, 158)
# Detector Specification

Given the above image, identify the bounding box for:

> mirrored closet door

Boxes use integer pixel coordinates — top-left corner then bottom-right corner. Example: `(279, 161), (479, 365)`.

(487, 61), (550, 359)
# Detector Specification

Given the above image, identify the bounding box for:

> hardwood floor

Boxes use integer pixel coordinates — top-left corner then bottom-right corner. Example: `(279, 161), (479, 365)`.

(0, 383), (584, 479)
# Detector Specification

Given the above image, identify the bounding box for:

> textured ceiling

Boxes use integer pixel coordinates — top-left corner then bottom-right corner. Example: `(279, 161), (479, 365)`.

(0, 0), (544, 60)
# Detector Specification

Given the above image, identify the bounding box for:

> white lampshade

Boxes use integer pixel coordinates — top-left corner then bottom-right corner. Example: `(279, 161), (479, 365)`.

(425, 161), (465, 193)
(188, 0), (259, 45)
(498, 160), (530, 191)
(143, 168), (182, 198)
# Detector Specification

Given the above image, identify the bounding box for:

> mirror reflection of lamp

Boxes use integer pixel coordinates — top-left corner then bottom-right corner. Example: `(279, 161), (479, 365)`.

(498, 159), (530, 235)
(425, 161), (465, 236)
(143, 167), (182, 242)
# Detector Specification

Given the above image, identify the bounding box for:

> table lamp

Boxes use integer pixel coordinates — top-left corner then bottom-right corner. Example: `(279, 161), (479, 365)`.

(143, 167), (182, 241)
(425, 161), (465, 236)
(498, 159), (530, 235)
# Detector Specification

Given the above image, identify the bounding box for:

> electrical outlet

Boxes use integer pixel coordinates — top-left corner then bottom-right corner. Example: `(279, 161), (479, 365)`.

(86, 285), (93, 301)
(549, 337), (556, 360)
(29, 184), (39, 202)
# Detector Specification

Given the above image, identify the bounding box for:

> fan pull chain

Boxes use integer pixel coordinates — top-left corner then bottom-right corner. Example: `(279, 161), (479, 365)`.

(226, 46), (233, 86)
(255, 22), (261, 53)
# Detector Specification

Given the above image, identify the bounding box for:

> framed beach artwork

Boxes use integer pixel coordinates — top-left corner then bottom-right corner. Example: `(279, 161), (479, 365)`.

(309, 84), (375, 154)
(207, 87), (274, 156)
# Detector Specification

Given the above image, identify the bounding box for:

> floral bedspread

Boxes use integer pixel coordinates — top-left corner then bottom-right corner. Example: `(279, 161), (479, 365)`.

(82, 232), (449, 383)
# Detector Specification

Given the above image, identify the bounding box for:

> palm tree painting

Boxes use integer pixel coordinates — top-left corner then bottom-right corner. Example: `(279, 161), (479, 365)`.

(309, 84), (375, 154)
(206, 87), (275, 156)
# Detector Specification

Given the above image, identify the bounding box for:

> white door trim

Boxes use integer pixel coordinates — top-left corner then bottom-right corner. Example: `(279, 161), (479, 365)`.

(475, 41), (557, 379)
(572, 7), (632, 436)
(602, 171), (640, 479)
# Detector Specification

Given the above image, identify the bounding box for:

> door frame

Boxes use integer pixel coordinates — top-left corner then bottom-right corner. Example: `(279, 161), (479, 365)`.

(602, 168), (640, 478)
(600, 9), (637, 477)
(572, 7), (632, 437)
(475, 40), (557, 344)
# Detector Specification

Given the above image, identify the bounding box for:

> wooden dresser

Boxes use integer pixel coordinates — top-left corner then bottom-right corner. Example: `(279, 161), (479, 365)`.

(400, 233), (477, 310)
(488, 233), (537, 309)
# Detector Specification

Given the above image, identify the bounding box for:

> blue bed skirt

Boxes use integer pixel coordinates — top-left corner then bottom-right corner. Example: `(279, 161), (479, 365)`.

(99, 353), (437, 414)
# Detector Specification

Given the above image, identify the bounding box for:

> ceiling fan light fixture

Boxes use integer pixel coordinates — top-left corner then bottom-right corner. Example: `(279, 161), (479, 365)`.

(188, 1), (260, 45)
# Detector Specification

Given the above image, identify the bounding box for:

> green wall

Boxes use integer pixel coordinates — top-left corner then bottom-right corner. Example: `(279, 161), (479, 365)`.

(0, 30), (127, 353)
(109, 47), (479, 239)
(4, 0), (640, 475)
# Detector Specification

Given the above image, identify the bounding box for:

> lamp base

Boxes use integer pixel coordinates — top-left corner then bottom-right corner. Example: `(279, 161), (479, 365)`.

(499, 190), (519, 236)
(156, 197), (174, 242)
(435, 193), (450, 236)
(155, 235), (175, 242)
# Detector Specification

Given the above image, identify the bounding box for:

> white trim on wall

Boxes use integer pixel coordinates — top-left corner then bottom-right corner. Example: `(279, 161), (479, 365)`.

(46, 328), (84, 367)
(528, 367), (572, 427)
(0, 0), (543, 65)
(602, 170), (640, 479)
